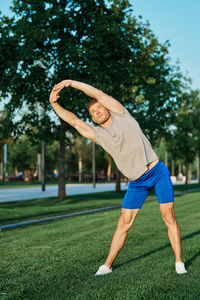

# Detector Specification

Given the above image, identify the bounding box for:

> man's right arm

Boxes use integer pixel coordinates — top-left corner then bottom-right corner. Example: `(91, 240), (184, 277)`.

(50, 87), (96, 141)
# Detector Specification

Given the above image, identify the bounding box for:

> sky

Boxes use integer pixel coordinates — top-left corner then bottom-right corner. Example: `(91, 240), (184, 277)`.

(130, 0), (200, 89)
(0, 0), (199, 90)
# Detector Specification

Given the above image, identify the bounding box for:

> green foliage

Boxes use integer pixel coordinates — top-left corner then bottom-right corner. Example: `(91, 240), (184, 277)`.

(0, 0), (182, 144)
(0, 109), (13, 163)
(45, 140), (59, 174)
(95, 144), (108, 172)
(153, 137), (166, 162)
(65, 136), (109, 176)
(192, 90), (200, 155)
(8, 136), (37, 172)
(7, 135), (59, 175)
(167, 85), (200, 165)
(1, 0), (194, 189)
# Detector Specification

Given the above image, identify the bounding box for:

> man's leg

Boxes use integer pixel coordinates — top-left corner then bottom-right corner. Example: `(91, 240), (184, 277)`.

(104, 208), (140, 268)
(159, 202), (187, 274)
(95, 208), (140, 275)
(159, 202), (182, 262)
(153, 161), (187, 274)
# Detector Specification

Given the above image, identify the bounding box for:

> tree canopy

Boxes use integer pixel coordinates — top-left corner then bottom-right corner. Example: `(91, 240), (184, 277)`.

(1, 0), (196, 189)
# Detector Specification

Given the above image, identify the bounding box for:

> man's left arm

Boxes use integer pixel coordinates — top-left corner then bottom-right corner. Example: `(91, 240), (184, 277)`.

(53, 80), (124, 113)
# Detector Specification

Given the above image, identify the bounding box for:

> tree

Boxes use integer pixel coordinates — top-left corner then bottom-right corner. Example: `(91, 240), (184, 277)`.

(0, 0), (183, 195)
(167, 85), (198, 184)
(191, 89), (200, 183)
(8, 136), (38, 176)
(71, 135), (90, 182)
(104, 153), (113, 181)
(125, 40), (183, 148)
(0, 108), (14, 180)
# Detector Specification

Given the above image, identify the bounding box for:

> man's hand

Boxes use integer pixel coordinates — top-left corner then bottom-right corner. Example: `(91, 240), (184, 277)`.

(49, 86), (61, 104)
(49, 80), (72, 104)
(53, 80), (72, 91)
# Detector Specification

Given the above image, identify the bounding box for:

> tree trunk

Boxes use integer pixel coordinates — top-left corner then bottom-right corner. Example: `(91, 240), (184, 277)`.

(37, 153), (42, 181)
(185, 161), (191, 184)
(3, 143), (7, 181)
(107, 159), (112, 181)
(15, 167), (19, 176)
(0, 162), (3, 181)
(92, 142), (96, 188)
(78, 156), (82, 182)
(171, 160), (175, 176)
(165, 151), (168, 167)
(58, 120), (66, 198)
(198, 153), (200, 184)
(115, 167), (121, 192)
(41, 140), (46, 191)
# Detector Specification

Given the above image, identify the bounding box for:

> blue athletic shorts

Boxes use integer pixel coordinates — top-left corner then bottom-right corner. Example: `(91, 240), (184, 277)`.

(122, 161), (174, 209)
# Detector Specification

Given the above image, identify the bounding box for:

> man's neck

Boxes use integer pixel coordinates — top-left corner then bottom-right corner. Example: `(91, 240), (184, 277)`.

(100, 115), (113, 128)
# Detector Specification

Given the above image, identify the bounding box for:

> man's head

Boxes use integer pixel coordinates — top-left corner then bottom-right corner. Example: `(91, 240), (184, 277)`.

(88, 100), (111, 125)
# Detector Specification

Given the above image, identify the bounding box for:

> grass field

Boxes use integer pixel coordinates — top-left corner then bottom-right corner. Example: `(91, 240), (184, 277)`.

(0, 191), (200, 299)
(0, 183), (199, 227)
(0, 191), (125, 226)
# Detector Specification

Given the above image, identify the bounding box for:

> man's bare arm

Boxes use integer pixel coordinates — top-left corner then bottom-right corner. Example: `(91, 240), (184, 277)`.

(53, 80), (124, 113)
(50, 86), (96, 141)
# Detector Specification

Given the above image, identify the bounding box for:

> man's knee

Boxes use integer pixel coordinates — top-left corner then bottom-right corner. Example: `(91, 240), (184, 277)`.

(160, 203), (177, 227)
(117, 208), (139, 231)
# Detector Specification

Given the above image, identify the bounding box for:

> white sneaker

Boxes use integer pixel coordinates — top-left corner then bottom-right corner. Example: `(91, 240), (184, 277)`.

(95, 265), (112, 276)
(175, 262), (187, 274)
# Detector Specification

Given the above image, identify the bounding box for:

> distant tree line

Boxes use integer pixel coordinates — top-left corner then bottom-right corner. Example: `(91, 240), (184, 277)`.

(0, 134), (117, 183)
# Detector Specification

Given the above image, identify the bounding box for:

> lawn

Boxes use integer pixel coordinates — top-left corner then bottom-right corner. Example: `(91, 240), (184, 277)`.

(0, 183), (199, 227)
(0, 191), (125, 226)
(0, 191), (200, 300)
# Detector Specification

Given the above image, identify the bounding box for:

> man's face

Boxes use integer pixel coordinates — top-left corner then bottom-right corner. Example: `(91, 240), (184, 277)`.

(89, 102), (110, 125)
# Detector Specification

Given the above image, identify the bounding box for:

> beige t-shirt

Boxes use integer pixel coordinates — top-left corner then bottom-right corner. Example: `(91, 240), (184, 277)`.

(93, 108), (158, 180)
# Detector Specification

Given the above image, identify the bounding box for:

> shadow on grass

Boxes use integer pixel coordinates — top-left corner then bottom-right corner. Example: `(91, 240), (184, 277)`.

(66, 191), (126, 204)
(0, 191), (124, 225)
(114, 229), (200, 270)
(0, 191), (126, 208)
(185, 249), (200, 269)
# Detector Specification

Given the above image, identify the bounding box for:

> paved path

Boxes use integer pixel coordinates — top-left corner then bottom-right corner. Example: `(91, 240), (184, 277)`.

(0, 183), (128, 203)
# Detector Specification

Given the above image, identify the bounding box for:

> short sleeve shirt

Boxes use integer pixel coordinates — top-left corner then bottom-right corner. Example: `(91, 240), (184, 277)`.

(93, 108), (158, 180)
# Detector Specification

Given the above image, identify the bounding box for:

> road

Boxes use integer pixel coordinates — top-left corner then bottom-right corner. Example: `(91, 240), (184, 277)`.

(0, 183), (128, 203)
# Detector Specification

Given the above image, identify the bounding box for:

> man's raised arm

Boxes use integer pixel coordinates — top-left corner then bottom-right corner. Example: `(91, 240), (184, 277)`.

(53, 79), (124, 113)
(49, 85), (96, 141)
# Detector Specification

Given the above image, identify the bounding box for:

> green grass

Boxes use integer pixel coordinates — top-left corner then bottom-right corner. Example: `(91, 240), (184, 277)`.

(170, 182), (200, 192)
(0, 191), (125, 226)
(0, 192), (200, 299)
(0, 184), (200, 227)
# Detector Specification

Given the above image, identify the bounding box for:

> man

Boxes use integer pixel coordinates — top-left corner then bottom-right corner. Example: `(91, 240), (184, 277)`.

(49, 79), (187, 275)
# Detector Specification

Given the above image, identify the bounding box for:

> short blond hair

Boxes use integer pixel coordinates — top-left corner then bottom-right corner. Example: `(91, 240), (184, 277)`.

(87, 99), (98, 111)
